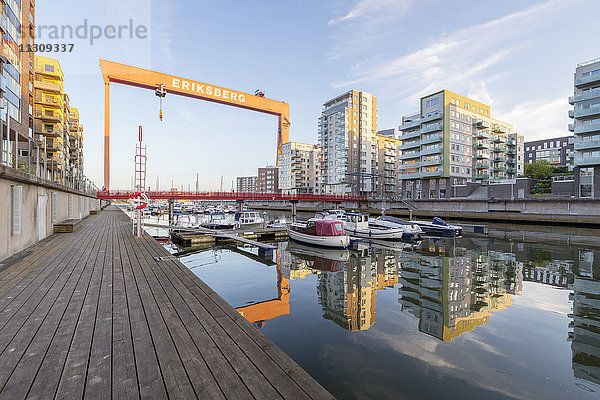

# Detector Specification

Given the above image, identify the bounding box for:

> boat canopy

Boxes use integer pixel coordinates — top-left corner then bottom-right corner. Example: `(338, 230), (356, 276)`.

(315, 220), (345, 236)
(432, 217), (448, 226)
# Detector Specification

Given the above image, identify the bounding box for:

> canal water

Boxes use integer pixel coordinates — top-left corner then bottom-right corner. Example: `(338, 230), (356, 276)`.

(136, 207), (599, 399)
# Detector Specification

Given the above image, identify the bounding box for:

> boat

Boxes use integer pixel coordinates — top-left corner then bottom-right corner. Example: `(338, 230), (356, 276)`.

(200, 212), (234, 230)
(286, 219), (350, 248)
(234, 210), (264, 228)
(371, 216), (423, 240)
(285, 242), (349, 272)
(412, 217), (463, 236)
(341, 212), (407, 240)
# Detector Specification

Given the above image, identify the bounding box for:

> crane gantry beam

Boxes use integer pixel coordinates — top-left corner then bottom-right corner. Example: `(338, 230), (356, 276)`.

(100, 59), (290, 190)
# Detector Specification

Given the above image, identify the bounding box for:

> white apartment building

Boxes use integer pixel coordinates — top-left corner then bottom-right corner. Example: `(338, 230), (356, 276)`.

(278, 142), (321, 194)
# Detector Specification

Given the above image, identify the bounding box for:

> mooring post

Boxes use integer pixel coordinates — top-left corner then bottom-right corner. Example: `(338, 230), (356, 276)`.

(168, 199), (174, 225)
(290, 200), (298, 223)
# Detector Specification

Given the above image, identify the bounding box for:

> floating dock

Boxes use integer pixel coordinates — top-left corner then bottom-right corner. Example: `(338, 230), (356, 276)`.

(0, 206), (332, 399)
(171, 227), (288, 247)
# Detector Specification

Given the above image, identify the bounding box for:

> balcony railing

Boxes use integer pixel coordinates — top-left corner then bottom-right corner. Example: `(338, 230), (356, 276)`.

(574, 139), (600, 150)
(422, 158), (442, 166)
(476, 162), (489, 169)
(399, 140), (420, 150)
(569, 90), (600, 104)
(399, 130), (421, 140)
(400, 172), (422, 180)
(473, 121), (490, 129)
(574, 123), (600, 134)
(574, 107), (600, 119)
(421, 170), (441, 177)
(474, 174), (489, 180)
(575, 73), (600, 88)
(420, 122), (442, 134)
(400, 152), (421, 160)
(420, 134), (442, 145)
(492, 157), (506, 163)
(400, 161), (421, 170)
(34, 80), (62, 92)
(575, 155), (600, 166)
(421, 111), (442, 123)
(420, 147), (442, 156)
(400, 119), (421, 130)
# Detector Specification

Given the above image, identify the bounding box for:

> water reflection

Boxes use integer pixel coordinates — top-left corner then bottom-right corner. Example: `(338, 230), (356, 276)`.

(184, 236), (600, 395)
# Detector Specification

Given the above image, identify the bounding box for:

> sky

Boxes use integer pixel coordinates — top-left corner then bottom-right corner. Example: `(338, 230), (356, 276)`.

(36, 0), (600, 190)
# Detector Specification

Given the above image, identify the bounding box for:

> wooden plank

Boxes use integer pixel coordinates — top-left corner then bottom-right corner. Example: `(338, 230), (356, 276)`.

(0, 212), (105, 394)
(2, 213), (109, 399)
(110, 216), (140, 400)
(119, 222), (201, 400)
(115, 215), (167, 400)
(137, 233), (282, 398)
(54, 213), (113, 399)
(84, 215), (115, 398)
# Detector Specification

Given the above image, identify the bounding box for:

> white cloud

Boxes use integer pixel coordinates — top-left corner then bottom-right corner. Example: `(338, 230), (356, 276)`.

(496, 98), (570, 139)
(328, 0), (412, 25)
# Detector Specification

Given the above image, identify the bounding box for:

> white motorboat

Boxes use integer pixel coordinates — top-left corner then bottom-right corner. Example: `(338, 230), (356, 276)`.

(234, 210), (264, 228)
(286, 219), (350, 248)
(370, 216), (422, 241)
(200, 212), (234, 230)
(341, 212), (406, 240)
(413, 217), (463, 237)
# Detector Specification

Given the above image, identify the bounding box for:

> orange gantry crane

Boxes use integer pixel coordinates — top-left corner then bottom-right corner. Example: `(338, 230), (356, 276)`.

(100, 60), (290, 190)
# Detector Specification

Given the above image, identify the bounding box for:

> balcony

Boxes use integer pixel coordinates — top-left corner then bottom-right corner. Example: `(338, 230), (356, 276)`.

(34, 94), (63, 108)
(400, 152), (421, 160)
(505, 139), (516, 147)
(420, 134), (442, 145)
(492, 157), (506, 163)
(34, 110), (62, 123)
(34, 80), (62, 93)
(475, 131), (490, 139)
(398, 162), (419, 170)
(475, 152), (489, 160)
(506, 158), (516, 165)
(34, 65), (63, 79)
(474, 174), (489, 180)
(421, 111), (442, 123)
(569, 90), (600, 104)
(568, 109), (574, 118)
(575, 107), (600, 119)
(399, 140), (420, 150)
(574, 122), (600, 135)
(491, 125), (506, 133)
(400, 172), (422, 180)
(492, 136), (503, 143)
(400, 130), (421, 140)
(422, 158), (442, 166)
(474, 143), (489, 150)
(568, 123), (575, 132)
(575, 139), (600, 150)
(473, 121), (490, 129)
(506, 149), (516, 155)
(575, 73), (600, 88)
(420, 146), (442, 156)
(506, 168), (516, 174)
(34, 125), (63, 137)
(420, 122), (442, 134)
(493, 166), (507, 173)
(492, 146), (506, 153)
(421, 170), (442, 177)
(401, 119), (421, 130)
(575, 155), (600, 166)
(475, 162), (489, 169)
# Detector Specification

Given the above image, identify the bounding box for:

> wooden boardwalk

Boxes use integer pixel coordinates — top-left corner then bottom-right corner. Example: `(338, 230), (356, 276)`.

(0, 206), (333, 399)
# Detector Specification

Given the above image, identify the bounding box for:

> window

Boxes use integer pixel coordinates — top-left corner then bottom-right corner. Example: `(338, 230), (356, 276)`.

(52, 192), (58, 222)
(580, 184), (592, 198)
(44, 64), (55, 72)
(12, 185), (22, 235)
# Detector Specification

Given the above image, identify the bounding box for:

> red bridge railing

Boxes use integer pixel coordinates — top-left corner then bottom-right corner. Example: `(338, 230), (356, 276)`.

(97, 190), (369, 202)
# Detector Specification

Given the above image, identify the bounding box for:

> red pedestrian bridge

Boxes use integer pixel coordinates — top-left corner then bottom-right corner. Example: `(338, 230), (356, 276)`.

(96, 190), (368, 202)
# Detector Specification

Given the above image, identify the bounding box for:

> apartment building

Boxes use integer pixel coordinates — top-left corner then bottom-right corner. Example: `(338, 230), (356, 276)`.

(398, 90), (524, 199)
(33, 56), (85, 187)
(569, 58), (600, 198)
(236, 176), (257, 192)
(318, 90), (378, 195)
(376, 128), (398, 139)
(278, 141), (321, 194)
(257, 166), (279, 193)
(1, 0), (35, 169)
(375, 134), (400, 197)
(525, 136), (574, 166)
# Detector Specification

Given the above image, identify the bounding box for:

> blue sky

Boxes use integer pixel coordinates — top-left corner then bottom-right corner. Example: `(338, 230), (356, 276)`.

(37, 0), (600, 190)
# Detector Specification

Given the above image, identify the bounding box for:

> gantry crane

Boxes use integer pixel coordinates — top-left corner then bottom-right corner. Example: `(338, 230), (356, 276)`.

(100, 60), (290, 190)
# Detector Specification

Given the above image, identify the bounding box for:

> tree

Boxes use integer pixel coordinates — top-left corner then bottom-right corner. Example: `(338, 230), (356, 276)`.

(524, 160), (553, 180)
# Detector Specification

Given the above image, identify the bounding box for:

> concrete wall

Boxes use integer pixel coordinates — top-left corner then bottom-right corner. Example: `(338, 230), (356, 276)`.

(0, 166), (99, 262)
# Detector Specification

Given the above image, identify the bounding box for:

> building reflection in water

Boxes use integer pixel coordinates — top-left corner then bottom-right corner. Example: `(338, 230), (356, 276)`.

(258, 238), (600, 386)
(397, 241), (523, 341)
(569, 249), (600, 386)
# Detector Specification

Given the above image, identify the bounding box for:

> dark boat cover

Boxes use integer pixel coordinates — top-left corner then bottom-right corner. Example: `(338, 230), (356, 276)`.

(315, 220), (345, 236)
(432, 217), (448, 226)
